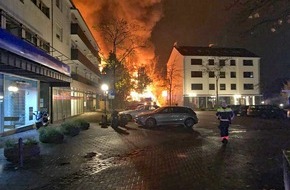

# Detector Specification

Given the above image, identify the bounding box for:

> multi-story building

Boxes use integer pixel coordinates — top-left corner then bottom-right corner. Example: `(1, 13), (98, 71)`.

(166, 45), (262, 109)
(0, 0), (101, 135)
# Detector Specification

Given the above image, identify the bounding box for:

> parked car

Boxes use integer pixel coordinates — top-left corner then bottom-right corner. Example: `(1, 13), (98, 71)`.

(135, 106), (199, 128)
(229, 105), (249, 116)
(119, 104), (158, 121)
(247, 105), (287, 119)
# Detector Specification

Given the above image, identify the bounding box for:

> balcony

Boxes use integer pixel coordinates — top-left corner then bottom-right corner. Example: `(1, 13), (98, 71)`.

(71, 23), (101, 63)
(71, 49), (100, 76)
(71, 73), (98, 86)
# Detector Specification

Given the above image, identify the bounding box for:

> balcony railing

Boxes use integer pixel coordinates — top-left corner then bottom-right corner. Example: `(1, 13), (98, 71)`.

(71, 49), (100, 76)
(71, 23), (101, 62)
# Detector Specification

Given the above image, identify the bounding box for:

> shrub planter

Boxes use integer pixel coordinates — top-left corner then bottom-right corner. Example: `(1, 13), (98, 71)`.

(4, 139), (40, 163)
(60, 121), (80, 136)
(38, 127), (64, 144)
(74, 119), (90, 130)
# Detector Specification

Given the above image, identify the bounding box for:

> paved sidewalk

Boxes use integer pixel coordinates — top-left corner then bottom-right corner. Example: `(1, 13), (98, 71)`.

(0, 112), (107, 190)
(0, 111), (288, 189)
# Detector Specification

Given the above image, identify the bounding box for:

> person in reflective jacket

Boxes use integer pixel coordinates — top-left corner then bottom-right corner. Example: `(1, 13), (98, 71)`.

(216, 102), (234, 145)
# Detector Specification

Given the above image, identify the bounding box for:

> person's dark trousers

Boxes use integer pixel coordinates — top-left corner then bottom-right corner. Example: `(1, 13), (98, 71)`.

(219, 121), (230, 141)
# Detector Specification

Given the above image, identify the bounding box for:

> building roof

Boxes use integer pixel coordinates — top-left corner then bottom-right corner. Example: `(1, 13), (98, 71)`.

(175, 46), (259, 58)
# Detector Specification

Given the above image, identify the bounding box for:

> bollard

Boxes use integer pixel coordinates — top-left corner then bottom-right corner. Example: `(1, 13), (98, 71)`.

(18, 138), (23, 167)
(101, 115), (108, 128)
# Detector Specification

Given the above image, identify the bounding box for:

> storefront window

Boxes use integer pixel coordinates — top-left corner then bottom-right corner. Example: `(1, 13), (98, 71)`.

(1, 74), (38, 132)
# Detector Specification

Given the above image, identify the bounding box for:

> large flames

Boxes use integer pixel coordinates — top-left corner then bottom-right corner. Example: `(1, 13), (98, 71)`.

(72, 0), (166, 105)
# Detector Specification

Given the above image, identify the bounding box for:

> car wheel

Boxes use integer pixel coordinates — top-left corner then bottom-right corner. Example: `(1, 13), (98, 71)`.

(184, 118), (195, 128)
(126, 114), (132, 121)
(145, 118), (156, 128)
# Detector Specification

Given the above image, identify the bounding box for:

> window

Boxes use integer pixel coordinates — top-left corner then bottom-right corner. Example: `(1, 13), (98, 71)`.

(220, 84), (226, 90)
(209, 84), (215, 90)
(220, 72), (225, 78)
(40, 40), (50, 52)
(191, 71), (202, 78)
(209, 71), (215, 78)
(208, 59), (214, 65)
(31, 0), (50, 18)
(230, 72), (236, 78)
(230, 60), (236, 66)
(56, 0), (62, 11)
(56, 25), (63, 41)
(191, 84), (203, 90)
(243, 72), (254, 78)
(219, 60), (226, 66)
(231, 84), (236, 90)
(244, 84), (254, 90)
(6, 19), (22, 38)
(25, 30), (37, 45)
(243, 60), (253, 66)
(191, 59), (202, 65)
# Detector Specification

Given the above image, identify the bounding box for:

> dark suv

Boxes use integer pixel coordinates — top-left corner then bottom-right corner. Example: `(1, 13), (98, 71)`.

(247, 105), (287, 119)
(135, 106), (199, 128)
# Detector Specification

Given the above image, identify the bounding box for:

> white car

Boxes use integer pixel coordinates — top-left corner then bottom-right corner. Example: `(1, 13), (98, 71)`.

(119, 105), (158, 121)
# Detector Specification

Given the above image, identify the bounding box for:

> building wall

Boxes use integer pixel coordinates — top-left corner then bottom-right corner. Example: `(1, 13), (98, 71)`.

(167, 47), (262, 109)
(51, 0), (72, 58)
(183, 56), (260, 96)
(166, 48), (184, 105)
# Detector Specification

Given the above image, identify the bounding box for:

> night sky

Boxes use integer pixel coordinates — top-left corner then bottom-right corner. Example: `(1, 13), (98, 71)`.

(74, 0), (290, 92)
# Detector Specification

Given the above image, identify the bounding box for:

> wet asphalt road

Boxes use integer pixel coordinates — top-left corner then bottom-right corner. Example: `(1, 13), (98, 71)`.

(1, 111), (290, 190)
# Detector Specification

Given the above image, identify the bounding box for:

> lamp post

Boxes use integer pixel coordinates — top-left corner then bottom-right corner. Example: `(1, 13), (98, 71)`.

(101, 84), (109, 127)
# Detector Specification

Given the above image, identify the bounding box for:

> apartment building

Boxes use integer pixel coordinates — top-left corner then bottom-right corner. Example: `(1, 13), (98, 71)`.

(166, 45), (261, 109)
(0, 0), (101, 135)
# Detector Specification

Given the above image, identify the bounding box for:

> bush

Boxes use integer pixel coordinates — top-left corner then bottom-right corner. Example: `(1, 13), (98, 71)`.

(73, 118), (90, 130)
(60, 121), (80, 136)
(38, 127), (64, 144)
(4, 138), (40, 162)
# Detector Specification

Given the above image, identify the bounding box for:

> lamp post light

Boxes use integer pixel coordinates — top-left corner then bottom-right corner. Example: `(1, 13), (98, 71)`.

(101, 84), (109, 127)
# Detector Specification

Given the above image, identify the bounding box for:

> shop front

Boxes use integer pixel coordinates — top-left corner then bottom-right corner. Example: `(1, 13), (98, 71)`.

(0, 28), (71, 135)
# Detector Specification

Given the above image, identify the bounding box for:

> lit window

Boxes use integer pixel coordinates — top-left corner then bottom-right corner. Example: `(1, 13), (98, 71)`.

(243, 72), (254, 78)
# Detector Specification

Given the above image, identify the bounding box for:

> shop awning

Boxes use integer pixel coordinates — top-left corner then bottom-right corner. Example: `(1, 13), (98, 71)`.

(0, 28), (71, 87)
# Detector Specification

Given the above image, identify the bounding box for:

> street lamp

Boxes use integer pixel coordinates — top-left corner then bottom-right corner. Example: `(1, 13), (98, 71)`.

(101, 84), (109, 127)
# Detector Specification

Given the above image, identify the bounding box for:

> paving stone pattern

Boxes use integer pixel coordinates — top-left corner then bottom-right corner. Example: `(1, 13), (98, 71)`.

(0, 112), (288, 190)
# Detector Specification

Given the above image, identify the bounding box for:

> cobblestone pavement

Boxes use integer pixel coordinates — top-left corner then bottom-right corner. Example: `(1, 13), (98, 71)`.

(0, 111), (289, 190)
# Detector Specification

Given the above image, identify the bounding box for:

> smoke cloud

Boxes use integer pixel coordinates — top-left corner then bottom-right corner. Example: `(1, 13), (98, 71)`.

(72, 0), (164, 67)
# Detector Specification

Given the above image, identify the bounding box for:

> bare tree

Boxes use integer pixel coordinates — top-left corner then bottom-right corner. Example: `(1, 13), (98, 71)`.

(227, 0), (290, 35)
(166, 57), (182, 105)
(95, 18), (147, 108)
(201, 58), (227, 107)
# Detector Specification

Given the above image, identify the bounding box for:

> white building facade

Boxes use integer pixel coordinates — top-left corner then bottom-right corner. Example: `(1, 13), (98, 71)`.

(167, 46), (262, 109)
(0, 0), (101, 135)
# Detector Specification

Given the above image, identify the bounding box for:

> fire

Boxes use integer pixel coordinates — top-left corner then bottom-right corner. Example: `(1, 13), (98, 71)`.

(72, 0), (166, 105)
(72, 0), (163, 68)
